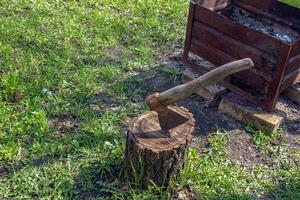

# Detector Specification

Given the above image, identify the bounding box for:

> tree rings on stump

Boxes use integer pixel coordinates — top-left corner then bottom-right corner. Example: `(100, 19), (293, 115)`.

(124, 106), (195, 188)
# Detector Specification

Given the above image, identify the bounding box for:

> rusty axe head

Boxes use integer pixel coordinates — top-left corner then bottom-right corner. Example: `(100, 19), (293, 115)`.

(146, 93), (189, 134)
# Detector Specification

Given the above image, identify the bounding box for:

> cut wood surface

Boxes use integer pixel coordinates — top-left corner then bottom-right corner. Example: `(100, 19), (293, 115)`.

(124, 106), (195, 188)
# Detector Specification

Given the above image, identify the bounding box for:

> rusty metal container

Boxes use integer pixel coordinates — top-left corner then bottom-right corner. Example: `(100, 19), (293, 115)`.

(183, 0), (300, 111)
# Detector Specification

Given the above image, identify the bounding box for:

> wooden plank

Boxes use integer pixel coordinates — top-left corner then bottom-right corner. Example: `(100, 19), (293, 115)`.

(219, 92), (285, 133)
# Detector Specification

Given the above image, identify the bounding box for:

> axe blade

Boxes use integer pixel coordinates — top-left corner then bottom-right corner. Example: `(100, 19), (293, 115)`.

(157, 107), (189, 134)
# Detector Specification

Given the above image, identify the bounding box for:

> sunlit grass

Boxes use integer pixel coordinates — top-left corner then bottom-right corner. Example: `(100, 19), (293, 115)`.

(0, 0), (299, 199)
(283, 0), (300, 7)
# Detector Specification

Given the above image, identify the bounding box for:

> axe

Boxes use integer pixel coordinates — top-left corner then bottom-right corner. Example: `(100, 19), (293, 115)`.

(146, 58), (254, 134)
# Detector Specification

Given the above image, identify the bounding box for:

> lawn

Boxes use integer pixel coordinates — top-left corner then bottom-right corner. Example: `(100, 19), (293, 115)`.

(0, 0), (299, 199)
(284, 0), (300, 6)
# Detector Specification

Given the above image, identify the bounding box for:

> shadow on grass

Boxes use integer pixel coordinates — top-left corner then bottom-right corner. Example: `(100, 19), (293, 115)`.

(68, 164), (300, 199)
(267, 178), (300, 200)
(6, 129), (118, 172)
(70, 162), (124, 199)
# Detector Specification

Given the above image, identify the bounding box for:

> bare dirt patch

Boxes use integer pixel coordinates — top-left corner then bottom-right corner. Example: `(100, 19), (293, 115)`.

(276, 97), (300, 152)
(226, 133), (269, 170)
(0, 166), (8, 179)
(106, 46), (124, 61)
(48, 114), (78, 133)
(173, 187), (198, 200)
(277, 97), (300, 135)
(72, 163), (122, 199)
(88, 92), (119, 113)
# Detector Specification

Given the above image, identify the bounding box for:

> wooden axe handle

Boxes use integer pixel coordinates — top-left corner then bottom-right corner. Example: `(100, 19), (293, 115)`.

(157, 58), (253, 106)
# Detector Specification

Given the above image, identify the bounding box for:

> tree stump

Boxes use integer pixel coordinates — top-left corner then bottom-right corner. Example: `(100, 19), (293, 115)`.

(124, 106), (195, 188)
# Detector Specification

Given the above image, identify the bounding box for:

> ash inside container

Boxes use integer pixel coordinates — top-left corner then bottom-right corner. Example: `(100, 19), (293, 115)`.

(228, 5), (299, 44)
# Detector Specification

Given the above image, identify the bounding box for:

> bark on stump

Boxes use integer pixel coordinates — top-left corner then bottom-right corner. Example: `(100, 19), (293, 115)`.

(124, 106), (195, 188)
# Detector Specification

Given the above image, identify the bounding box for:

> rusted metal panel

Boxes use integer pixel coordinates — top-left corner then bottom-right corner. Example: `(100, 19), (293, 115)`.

(234, 0), (300, 30)
(192, 21), (275, 80)
(234, 1), (299, 31)
(233, 0), (275, 11)
(231, 71), (269, 92)
(183, 3), (196, 62)
(190, 37), (270, 93)
(193, 5), (283, 56)
(183, 0), (300, 111)
(266, 44), (292, 111)
(190, 39), (234, 67)
(222, 82), (265, 107)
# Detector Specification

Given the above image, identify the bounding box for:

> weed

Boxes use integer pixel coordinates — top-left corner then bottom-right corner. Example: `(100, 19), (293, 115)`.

(246, 123), (285, 155)
(160, 65), (182, 83)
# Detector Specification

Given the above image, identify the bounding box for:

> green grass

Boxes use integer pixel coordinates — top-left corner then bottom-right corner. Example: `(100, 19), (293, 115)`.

(283, 0), (300, 7)
(0, 0), (300, 199)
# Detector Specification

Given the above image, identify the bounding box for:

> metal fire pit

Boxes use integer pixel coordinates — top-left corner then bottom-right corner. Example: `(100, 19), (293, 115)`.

(183, 0), (300, 111)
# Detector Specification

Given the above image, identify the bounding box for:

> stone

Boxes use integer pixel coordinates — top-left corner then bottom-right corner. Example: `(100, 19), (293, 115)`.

(282, 84), (300, 105)
(182, 68), (227, 101)
(219, 93), (285, 133)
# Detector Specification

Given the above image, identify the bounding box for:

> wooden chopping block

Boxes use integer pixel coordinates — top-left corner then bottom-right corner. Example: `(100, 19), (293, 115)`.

(124, 106), (195, 188)
(124, 58), (254, 188)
